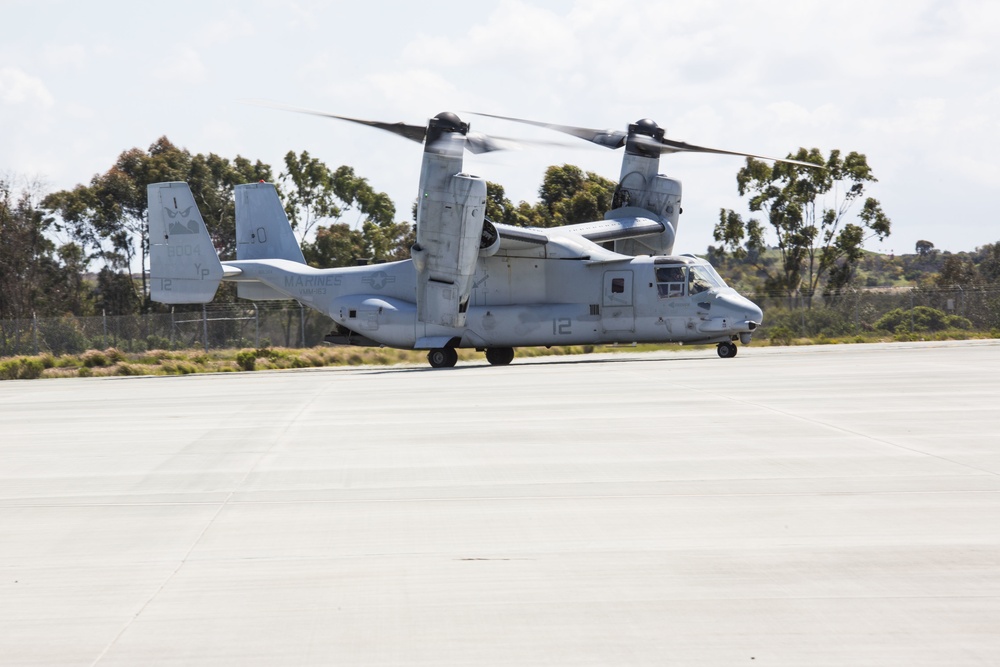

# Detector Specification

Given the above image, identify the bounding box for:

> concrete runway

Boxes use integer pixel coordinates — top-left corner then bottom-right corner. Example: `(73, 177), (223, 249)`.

(2, 340), (999, 665)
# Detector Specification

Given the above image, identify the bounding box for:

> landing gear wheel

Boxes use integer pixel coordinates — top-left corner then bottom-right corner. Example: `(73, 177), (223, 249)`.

(427, 347), (458, 368)
(485, 347), (515, 366)
(717, 341), (738, 358)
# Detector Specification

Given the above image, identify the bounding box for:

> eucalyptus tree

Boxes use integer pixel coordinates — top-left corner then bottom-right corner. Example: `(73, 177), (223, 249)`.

(713, 149), (891, 304)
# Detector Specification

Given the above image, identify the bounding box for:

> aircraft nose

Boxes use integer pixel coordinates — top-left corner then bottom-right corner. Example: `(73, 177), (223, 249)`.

(717, 292), (763, 328)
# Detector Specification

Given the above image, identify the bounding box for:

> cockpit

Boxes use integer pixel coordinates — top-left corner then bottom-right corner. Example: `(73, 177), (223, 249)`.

(653, 259), (726, 299)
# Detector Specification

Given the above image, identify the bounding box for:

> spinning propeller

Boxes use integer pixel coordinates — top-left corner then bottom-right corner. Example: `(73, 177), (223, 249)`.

(469, 112), (819, 167)
(248, 102), (564, 154)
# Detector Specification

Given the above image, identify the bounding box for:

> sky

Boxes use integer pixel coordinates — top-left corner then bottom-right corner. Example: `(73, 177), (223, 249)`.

(2, 0), (998, 258)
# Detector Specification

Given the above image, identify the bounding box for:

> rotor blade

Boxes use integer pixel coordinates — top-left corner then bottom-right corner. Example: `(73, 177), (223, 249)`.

(463, 132), (573, 155)
(244, 100), (427, 144)
(653, 136), (821, 168)
(465, 131), (513, 154)
(468, 112), (626, 149)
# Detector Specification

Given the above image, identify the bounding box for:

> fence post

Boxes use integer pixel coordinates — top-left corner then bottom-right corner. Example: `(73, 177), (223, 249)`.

(910, 291), (915, 332)
(202, 304), (209, 353)
(253, 302), (259, 348)
(853, 289), (859, 333)
(32, 312), (39, 356)
(102, 309), (107, 349)
(300, 303), (306, 348)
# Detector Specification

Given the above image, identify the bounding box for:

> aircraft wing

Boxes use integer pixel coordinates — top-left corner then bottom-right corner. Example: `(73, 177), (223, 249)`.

(559, 214), (666, 244)
(492, 212), (665, 252)
(493, 222), (549, 249)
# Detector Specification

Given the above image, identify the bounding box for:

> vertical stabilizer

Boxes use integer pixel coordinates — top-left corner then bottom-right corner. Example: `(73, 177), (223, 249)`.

(235, 182), (306, 300)
(235, 183), (306, 263)
(148, 182), (224, 304)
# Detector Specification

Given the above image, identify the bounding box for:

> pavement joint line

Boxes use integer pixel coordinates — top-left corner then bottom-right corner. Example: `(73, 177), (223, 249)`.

(677, 387), (1000, 478)
(6, 487), (1000, 512)
(87, 386), (327, 667)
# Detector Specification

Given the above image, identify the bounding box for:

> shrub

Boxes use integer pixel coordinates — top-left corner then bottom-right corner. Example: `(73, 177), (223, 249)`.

(766, 325), (795, 346)
(235, 351), (256, 371)
(81, 350), (109, 368)
(875, 306), (971, 333)
(0, 358), (45, 380)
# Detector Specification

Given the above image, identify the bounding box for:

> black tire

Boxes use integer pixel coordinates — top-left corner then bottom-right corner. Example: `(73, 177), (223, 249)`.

(485, 347), (515, 366)
(428, 348), (457, 368)
(717, 342), (738, 358)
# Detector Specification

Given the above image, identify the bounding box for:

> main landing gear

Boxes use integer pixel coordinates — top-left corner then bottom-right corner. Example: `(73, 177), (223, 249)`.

(426, 347), (516, 368)
(716, 341), (738, 358)
(427, 347), (458, 368)
(485, 347), (515, 366)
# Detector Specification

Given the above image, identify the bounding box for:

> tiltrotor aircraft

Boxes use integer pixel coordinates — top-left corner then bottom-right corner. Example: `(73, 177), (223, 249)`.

(149, 110), (809, 367)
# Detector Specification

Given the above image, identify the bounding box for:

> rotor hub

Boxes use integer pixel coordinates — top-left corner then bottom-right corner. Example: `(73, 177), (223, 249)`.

(629, 118), (664, 140)
(429, 112), (469, 134)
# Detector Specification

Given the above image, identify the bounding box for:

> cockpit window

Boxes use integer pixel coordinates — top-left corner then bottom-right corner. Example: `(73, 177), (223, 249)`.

(688, 265), (722, 295)
(655, 263), (725, 299)
(655, 266), (687, 299)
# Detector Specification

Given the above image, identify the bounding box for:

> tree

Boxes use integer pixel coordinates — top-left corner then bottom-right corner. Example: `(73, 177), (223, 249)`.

(281, 150), (341, 241)
(713, 149), (891, 304)
(0, 179), (90, 321)
(936, 254), (979, 288)
(283, 155), (410, 267)
(43, 138), (273, 310)
(973, 241), (1000, 284)
(534, 165), (616, 227)
(915, 239), (935, 256)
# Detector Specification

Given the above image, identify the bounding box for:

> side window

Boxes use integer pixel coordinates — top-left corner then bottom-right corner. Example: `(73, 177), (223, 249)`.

(611, 278), (625, 294)
(655, 266), (686, 299)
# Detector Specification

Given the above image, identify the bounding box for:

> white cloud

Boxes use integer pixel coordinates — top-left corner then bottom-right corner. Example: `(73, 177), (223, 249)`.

(152, 45), (208, 84)
(43, 43), (89, 70)
(0, 67), (54, 108)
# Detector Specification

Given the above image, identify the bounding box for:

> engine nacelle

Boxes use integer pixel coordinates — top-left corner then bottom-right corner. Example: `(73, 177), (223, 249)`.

(414, 172), (487, 328)
(479, 218), (501, 257)
(613, 174), (681, 256)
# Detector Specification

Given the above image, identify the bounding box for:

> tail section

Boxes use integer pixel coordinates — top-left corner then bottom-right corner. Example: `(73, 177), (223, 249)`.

(235, 183), (305, 263)
(148, 182), (225, 304)
(235, 182), (305, 300)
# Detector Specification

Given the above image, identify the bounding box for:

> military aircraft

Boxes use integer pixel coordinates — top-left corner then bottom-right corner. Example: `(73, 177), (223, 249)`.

(149, 110), (807, 367)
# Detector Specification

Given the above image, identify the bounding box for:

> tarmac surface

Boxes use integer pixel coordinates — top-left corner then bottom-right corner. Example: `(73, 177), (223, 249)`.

(2, 340), (999, 666)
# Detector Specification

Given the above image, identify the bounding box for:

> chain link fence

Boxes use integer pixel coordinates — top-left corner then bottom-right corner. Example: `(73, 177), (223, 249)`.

(0, 302), (335, 357)
(2, 287), (998, 357)
(749, 286), (1000, 339)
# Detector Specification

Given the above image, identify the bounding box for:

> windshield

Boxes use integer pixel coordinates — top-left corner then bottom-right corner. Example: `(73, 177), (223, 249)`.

(688, 264), (723, 295)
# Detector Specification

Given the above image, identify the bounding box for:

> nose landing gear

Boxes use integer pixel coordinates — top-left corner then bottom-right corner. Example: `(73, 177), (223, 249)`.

(717, 341), (738, 358)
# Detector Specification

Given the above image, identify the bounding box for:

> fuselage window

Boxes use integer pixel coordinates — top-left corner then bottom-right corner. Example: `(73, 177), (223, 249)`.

(655, 266), (686, 299)
(611, 277), (625, 294)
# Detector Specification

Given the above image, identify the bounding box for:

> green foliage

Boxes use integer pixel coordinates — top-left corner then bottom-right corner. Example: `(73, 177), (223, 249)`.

(0, 357), (45, 380)
(765, 325), (795, 346)
(42, 137), (274, 312)
(1, 181), (93, 320)
(714, 149), (890, 303)
(235, 350), (256, 371)
(875, 306), (972, 333)
(536, 165), (616, 227)
(286, 154), (412, 267)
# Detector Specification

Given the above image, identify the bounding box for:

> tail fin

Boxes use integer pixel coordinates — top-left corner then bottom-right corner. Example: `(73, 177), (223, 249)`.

(148, 182), (224, 304)
(235, 183), (305, 263)
(235, 183), (306, 300)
